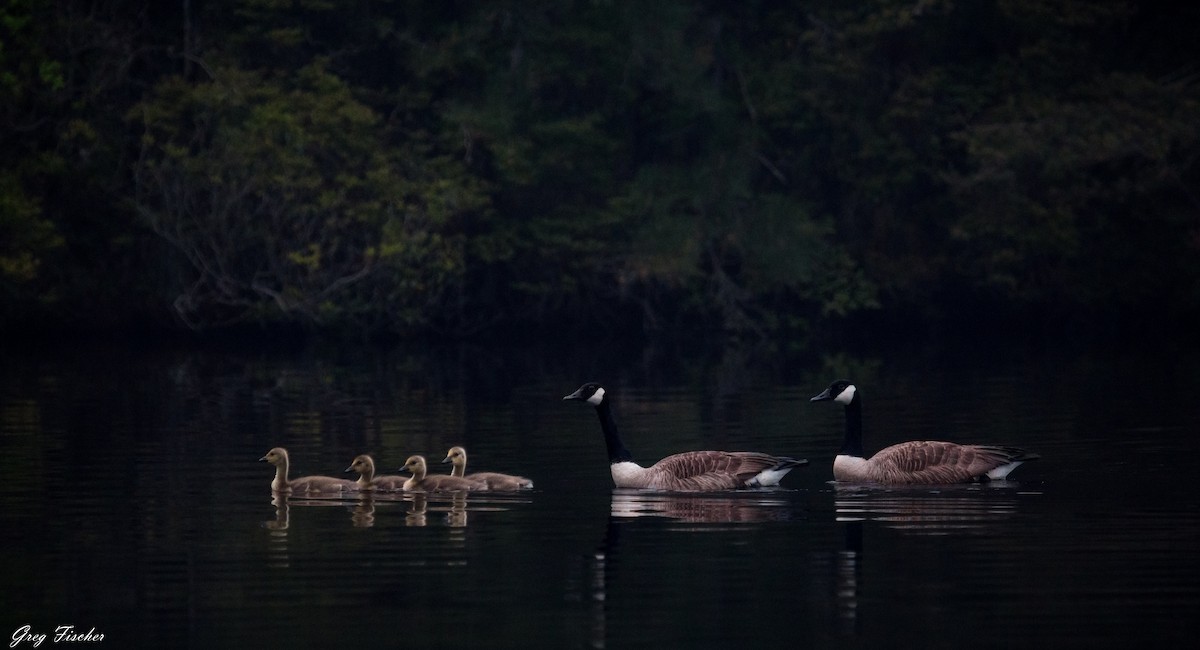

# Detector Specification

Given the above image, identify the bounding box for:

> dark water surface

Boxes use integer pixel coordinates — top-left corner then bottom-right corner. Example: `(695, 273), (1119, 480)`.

(1, 339), (1198, 648)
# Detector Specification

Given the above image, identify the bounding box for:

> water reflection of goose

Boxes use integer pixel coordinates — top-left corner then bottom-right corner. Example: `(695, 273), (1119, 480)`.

(579, 491), (790, 650)
(609, 488), (792, 524)
(581, 518), (622, 649)
(834, 484), (1033, 534)
(564, 383), (808, 490)
(811, 380), (1040, 484)
(837, 522), (862, 631)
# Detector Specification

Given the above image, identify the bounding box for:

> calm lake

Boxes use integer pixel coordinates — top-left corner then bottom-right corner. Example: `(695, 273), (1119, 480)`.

(1, 337), (1197, 648)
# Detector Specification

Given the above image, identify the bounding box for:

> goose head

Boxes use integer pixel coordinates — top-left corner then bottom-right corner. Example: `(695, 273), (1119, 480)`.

(563, 382), (607, 406)
(443, 446), (467, 468)
(811, 380), (857, 406)
(259, 447), (288, 466)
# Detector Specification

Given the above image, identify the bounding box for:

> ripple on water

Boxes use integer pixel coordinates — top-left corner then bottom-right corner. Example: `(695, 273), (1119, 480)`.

(831, 482), (1038, 535)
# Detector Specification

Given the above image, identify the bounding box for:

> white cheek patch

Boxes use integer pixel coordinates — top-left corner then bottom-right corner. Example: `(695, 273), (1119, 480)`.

(587, 387), (605, 406)
(834, 384), (856, 405)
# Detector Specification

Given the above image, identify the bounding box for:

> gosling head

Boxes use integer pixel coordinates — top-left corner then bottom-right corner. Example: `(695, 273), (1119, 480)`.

(346, 454), (374, 475)
(443, 446), (467, 467)
(259, 447), (288, 466)
(402, 455), (427, 476)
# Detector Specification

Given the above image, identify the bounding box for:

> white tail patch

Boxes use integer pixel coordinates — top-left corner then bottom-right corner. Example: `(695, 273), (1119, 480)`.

(748, 468), (792, 487)
(610, 460), (648, 487)
(986, 461), (1023, 480)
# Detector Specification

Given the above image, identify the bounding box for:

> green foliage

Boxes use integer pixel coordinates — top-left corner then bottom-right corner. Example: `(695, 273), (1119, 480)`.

(0, 172), (62, 287)
(3, 0), (1198, 338)
(131, 61), (480, 330)
(944, 6), (1200, 313)
(740, 0), (1200, 325)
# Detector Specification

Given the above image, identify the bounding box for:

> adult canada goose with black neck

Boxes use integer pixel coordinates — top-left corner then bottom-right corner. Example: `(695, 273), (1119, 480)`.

(564, 382), (808, 491)
(442, 446), (534, 490)
(810, 380), (1040, 484)
(400, 455), (488, 492)
(345, 454), (407, 491)
(260, 447), (356, 495)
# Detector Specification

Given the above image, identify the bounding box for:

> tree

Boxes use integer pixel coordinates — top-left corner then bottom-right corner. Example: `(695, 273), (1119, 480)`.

(131, 61), (481, 332)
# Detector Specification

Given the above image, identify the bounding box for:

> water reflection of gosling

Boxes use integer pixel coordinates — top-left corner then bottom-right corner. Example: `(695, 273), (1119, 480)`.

(349, 496), (376, 528)
(406, 493), (428, 527)
(446, 493), (469, 528)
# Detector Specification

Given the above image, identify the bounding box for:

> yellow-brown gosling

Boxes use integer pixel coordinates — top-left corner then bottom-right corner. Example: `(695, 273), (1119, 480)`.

(345, 454), (407, 491)
(260, 447), (356, 495)
(442, 446), (533, 490)
(400, 455), (488, 492)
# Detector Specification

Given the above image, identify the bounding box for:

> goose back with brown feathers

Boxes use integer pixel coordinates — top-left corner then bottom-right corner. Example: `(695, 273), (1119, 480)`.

(564, 383), (808, 491)
(812, 380), (1040, 485)
(615, 450), (807, 491)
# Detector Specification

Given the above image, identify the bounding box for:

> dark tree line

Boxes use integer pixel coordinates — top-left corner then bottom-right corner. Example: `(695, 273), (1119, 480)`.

(2, 0), (1198, 342)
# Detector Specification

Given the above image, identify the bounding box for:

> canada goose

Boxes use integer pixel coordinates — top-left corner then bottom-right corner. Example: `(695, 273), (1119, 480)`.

(563, 382), (808, 490)
(259, 447), (356, 494)
(442, 446), (534, 490)
(810, 380), (1040, 484)
(400, 455), (488, 492)
(345, 454), (407, 491)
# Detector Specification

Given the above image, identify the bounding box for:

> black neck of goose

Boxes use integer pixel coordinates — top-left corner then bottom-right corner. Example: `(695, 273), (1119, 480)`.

(840, 394), (865, 457)
(594, 400), (634, 464)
